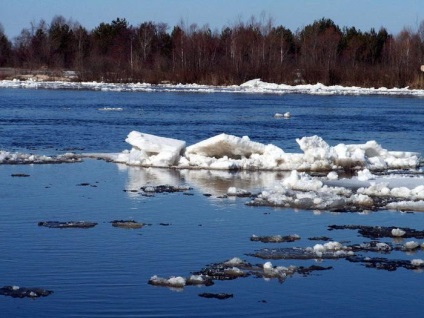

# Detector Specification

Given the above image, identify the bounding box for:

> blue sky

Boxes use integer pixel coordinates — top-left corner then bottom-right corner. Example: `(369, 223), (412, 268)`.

(1, 0), (423, 38)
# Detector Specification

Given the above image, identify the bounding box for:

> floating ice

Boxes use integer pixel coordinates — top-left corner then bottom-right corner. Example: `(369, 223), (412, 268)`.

(262, 261), (294, 279)
(110, 135), (424, 211)
(3, 128), (423, 212)
(309, 241), (347, 258)
(411, 259), (424, 266)
(386, 201), (424, 212)
(109, 132), (420, 173)
(391, 228), (406, 237)
(97, 107), (123, 111)
(403, 241), (420, 250)
(186, 275), (210, 285)
(227, 187), (251, 197)
(0, 151), (81, 164)
(250, 234), (300, 243)
(115, 131), (186, 167)
(357, 169), (375, 181)
(224, 257), (245, 266)
(0, 285), (54, 298)
(148, 275), (186, 288)
(273, 112), (291, 119)
(327, 171), (339, 180)
(223, 267), (246, 277)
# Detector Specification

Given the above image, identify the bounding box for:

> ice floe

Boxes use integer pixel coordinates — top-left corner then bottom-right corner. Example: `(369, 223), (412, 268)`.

(115, 131), (186, 167)
(0, 151), (81, 164)
(2, 129), (423, 212)
(97, 131), (423, 212)
(247, 169), (424, 212)
(106, 131), (421, 173)
(0, 285), (53, 298)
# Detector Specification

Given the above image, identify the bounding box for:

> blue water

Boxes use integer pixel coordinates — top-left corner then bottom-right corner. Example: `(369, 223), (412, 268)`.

(0, 88), (424, 317)
(1, 88), (424, 154)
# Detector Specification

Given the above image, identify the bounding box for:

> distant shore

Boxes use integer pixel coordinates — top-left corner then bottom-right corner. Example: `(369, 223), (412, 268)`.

(1, 77), (424, 97)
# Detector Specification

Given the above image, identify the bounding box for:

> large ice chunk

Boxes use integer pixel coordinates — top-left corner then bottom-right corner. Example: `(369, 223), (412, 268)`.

(116, 131), (186, 167)
(183, 133), (285, 170)
(108, 132), (420, 172)
(297, 136), (420, 171)
(185, 133), (267, 159)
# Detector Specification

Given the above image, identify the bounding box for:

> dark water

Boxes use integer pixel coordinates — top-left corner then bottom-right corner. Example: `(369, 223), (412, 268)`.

(1, 88), (424, 317)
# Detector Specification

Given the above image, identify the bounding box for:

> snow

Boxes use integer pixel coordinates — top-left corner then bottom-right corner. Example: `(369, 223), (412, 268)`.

(3, 78), (424, 97)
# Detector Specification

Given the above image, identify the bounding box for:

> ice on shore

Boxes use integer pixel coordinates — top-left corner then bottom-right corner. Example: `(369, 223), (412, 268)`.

(3, 78), (424, 97)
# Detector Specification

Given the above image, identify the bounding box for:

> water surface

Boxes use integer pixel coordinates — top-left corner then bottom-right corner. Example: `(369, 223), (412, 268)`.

(1, 88), (423, 317)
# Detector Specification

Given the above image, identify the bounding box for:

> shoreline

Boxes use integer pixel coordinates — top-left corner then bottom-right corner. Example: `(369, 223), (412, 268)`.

(2, 78), (424, 97)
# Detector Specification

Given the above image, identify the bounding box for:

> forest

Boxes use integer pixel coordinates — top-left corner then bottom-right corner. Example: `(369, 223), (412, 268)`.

(1, 15), (424, 87)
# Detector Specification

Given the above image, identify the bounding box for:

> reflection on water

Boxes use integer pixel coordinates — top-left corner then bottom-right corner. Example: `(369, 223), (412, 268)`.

(1, 159), (424, 318)
(121, 164), (291, 197)
(2, 89), (424, 317)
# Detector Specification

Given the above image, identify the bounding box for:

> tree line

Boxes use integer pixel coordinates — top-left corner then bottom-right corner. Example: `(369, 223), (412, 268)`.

(1, 15), (424, 87)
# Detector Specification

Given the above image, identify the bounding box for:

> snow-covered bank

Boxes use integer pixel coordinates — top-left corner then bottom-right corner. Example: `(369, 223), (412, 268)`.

(2, 78), (424, 96)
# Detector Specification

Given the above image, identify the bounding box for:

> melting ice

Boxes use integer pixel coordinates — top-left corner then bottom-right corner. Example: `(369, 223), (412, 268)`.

(101, 131), (423, 213)
(110, 131), (420, 172)
(2, 130), (423, 212)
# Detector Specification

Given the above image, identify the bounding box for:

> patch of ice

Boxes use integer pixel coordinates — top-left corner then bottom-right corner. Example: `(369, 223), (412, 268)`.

(148, 275), (186, 288)
(115, 131), (186, 167)
(357, 169), (375, 181)
(386, 201), (424, 212)
(0, 150), (80, 164)
(89, 131), (421, 173)
(411, 259), (424, 266)
(223, 267), (245, 277)
(404, 241), (420, 250)
(224, 257), (244, 266)
(391, 228), (406, 237)
(327, 171), (338, 180)
(0, 78), (422, 96)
